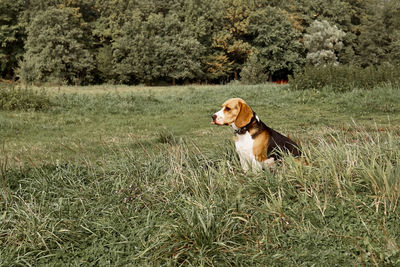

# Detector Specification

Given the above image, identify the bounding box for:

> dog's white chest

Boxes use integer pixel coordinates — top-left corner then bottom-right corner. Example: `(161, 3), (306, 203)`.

(235, 131), (272, 171)
(235, 132), (255, 163)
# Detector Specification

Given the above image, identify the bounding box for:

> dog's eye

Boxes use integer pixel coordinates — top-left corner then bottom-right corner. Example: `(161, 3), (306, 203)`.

(225, 107), (231, 111)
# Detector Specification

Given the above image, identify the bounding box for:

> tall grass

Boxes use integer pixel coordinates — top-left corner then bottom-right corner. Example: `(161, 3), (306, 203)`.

(0, 85), (51, 111)
(290, 64), (400, 91)
(1, 123), (399, 265)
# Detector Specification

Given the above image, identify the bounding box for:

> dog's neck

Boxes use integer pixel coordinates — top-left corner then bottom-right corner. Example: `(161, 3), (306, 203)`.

(232, 112), (257, 135)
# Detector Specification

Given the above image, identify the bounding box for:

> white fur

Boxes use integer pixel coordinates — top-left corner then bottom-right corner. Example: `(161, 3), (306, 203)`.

(214, 108), (225, 125)
(234, 127), (275, 171)
(263, 157), (275, 168)
(235, 131), (254, 170)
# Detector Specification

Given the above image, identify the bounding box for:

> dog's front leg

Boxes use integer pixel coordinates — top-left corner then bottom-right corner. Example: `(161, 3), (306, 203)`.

(262, 157), (275, 170)
(239, 157), (250, 172)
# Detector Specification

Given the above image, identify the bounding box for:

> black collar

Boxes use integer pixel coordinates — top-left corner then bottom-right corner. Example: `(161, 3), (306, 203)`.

(234, 112), (256, 135)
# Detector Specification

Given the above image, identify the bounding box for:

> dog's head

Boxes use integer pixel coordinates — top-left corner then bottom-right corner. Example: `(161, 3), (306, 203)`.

(211, 98), (253, 128)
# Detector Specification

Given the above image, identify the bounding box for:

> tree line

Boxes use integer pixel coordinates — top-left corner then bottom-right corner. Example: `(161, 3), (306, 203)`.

(1, 0), (399, 85)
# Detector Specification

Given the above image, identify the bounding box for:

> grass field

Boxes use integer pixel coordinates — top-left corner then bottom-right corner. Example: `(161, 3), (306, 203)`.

(1, 83), (400, 265)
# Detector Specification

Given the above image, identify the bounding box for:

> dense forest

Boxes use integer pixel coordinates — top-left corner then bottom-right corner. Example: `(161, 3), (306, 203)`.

(1, 0), (399, 85)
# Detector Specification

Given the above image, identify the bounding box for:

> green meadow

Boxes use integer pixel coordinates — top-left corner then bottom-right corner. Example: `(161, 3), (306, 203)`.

(1, 83), (400, 266)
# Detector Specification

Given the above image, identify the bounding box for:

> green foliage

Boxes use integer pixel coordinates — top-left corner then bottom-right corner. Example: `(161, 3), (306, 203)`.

(383, 0), (400, 66)
(113, 10), (205, 84)
(284, 0), (353, 30)
(210, 0), (254, 80)
(389, 34), (400, 66)
(19, 6), (95, 85)
(248, 6), (305, 80)
(304, 20), (346, 66)
(95, 44), (114, 83)
(0, 85), (51, 111)
(239, 53), (268, 84)
(0, 0), (26, 79)
(1, 0), (400, 84)
(356, 12), (390, 67)
(289, 64), (400, 91)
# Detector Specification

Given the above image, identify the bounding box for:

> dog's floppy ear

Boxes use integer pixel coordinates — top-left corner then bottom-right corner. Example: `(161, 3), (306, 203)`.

(235, 99), (253, 128)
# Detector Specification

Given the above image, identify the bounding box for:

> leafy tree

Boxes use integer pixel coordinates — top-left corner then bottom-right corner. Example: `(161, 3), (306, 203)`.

(112, 11), (159, 84)
(0, 0), (26, 79)
(357, 17), (389, 67)
(210, 0), (254, 81)
(91, 0), (140, 83)
(351, 0), (394, 67)
(181, 0), (224, 44)
(382, 0), (400, 34)
(159, 36), (204, 84)
(304, 20), (346, 66)
(283, 0), (352, 31)
(248, 6), (305, 81)
(159, 12), (204, 83)
(63, 0), (99, 23)
(339, 0), (381, 66)
(205, 53), (234, 82)
(283, 0), (369, 65)
(240, 53), (268, 84)
(382, 0), (400, 65)
(1, 0), (398, 84)
(96, 44), (114, 82)
(113, 9), (204, 84)
(19, 6), (95, 85)
(389, 34), (400, 66)
(181, 0), (225, 82)
(92, 0), (138, 42)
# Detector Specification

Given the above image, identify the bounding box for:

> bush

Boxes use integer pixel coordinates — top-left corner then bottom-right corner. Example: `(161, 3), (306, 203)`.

(240, 54), (268, 84)
(0, 85), (51, 111)
(290, 64), (400, 91)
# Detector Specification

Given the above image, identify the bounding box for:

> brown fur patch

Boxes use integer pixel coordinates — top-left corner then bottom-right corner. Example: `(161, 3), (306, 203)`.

(221, 99), (240, 125)
(235, 99), (253, 128)
(252, 130), (270, 162)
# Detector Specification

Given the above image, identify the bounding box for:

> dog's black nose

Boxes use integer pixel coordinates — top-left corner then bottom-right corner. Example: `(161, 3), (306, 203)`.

(212, 114), (217, 120)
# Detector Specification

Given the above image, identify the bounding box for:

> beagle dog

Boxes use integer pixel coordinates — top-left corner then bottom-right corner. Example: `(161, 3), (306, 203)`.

(211, 98), (300, 171)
